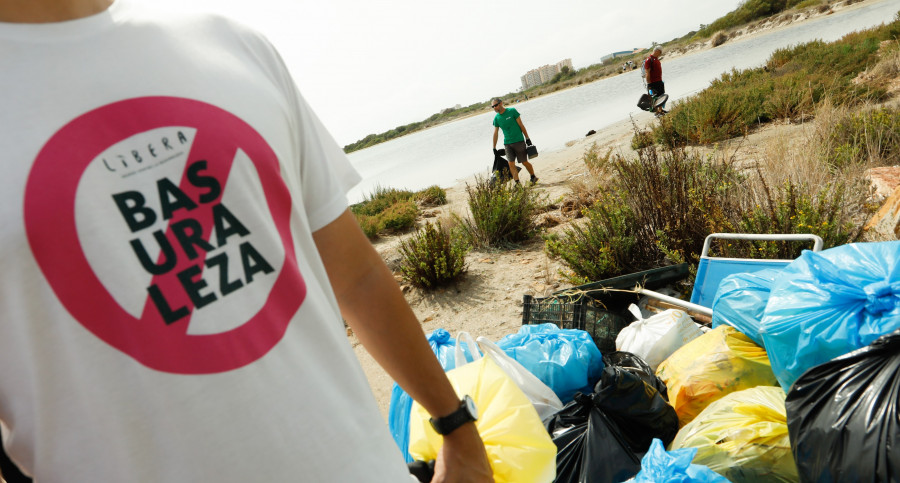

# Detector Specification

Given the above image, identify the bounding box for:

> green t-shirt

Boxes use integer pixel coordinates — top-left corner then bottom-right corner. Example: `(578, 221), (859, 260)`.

(492, 107), (525, 144)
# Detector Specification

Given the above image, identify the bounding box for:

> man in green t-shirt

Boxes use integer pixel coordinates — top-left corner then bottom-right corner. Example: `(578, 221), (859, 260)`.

(491, 97), (538, 185)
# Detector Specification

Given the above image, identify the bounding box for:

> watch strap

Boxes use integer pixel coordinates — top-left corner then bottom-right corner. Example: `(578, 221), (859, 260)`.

(429, 396), (476, 436)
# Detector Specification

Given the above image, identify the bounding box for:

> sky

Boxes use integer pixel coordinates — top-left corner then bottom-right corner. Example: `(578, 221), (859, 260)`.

(153, 0), (745, 147)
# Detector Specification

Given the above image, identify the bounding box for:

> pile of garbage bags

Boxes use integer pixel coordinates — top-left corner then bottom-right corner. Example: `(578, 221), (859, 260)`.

(393, 241), (900, 482)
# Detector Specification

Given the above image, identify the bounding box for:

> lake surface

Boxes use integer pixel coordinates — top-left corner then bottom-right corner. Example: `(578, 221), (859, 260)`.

(347, 0), (900, 203)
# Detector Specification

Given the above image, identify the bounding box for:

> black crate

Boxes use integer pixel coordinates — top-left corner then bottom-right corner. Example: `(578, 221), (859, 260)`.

(522, 293), (631, 354)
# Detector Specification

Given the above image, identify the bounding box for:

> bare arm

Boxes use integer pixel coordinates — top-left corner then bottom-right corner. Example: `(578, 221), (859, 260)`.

(492, 127), (499, 149)
(313, 210), (491, 483)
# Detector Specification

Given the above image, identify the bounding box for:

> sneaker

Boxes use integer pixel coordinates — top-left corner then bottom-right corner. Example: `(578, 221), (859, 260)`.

(530, 175), (539, 184)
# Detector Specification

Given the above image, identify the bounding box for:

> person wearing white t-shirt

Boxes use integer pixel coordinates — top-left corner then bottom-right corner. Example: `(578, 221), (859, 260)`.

(0, 1), (491, 481)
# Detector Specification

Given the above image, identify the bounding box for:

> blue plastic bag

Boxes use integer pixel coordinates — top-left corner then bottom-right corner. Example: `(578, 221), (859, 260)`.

(760, 241), (900, 391)
(628, 439), (730, 483)
(497, 323), (604, 402)
(711, 268), (781, 347)
(388, 328), (459, 462)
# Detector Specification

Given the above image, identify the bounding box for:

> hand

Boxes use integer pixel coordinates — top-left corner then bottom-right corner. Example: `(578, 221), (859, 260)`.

(525, 138), (533, 146)
(493, 148), (500, 156)
(430, 423), (492, 483)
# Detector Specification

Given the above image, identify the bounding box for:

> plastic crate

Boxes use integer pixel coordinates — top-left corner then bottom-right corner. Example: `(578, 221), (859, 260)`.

(522, 293), (631, 354)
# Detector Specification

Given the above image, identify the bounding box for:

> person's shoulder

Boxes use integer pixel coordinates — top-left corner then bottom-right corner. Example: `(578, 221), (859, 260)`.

(132, 1), (271, 46)
(507, 107), (519, 115)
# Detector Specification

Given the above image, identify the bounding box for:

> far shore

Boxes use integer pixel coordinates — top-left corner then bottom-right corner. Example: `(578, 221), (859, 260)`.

(345, 0), (885, 156)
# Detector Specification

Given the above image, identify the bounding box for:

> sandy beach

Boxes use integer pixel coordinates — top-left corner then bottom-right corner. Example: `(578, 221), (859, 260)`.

(348, 0), (895, 420)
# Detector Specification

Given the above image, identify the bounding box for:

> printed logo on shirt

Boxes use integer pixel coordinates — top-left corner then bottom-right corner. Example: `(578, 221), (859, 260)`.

(23, 97), (306, 374)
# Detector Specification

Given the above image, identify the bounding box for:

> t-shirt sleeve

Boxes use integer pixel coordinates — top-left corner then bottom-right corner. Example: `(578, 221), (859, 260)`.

(236, 26), (360, 232)
(492, 116), (499, 127)
(511, 108), (520, 120)
(292, 92), (362, 231)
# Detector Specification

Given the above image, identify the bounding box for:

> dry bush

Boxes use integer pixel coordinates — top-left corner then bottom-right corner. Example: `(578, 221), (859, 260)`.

(731, 99), (878, 253)
(870, 42), (900, 81)
(561, 175), (604, 219)
(582, 142), (615, 177)
(712, 32), (728, 47)
(751, 125), (834, 196)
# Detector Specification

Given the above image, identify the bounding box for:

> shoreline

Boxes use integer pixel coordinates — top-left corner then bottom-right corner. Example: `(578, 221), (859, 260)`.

(346, 0), (885, 158)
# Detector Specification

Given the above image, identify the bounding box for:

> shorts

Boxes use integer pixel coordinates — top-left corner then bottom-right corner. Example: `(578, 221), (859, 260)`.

(647, 80), (665, 96)
(504, 141), (528, 164)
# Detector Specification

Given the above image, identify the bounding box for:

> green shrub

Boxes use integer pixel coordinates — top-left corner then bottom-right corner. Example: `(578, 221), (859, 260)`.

(461, 176), (544, 248)
(583, 143), (615, 174)
(825, 107), (900, 169)
(630, 129), (654, 151)
(545, 194), (657, 284)
(794, 0), (824, 9)
(696, 0), (792, 39)
(656, 20), (897, 145)
(355, 213), (382, 239)
(414, 185), (447, 206)
(351, 186), (414, 216)
(546, 141), (741, 282)
(398, 221), (468, 289)
(378, 200), (418, 232)
(611, 144), (741, 266)
(727, 180), (865, 257)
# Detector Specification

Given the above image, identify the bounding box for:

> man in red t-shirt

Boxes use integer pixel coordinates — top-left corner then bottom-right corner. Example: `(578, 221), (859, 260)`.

(643, 47), (667, 114)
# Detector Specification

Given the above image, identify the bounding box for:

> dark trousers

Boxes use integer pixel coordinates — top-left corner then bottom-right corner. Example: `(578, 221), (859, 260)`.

(647, 80), (665, 96)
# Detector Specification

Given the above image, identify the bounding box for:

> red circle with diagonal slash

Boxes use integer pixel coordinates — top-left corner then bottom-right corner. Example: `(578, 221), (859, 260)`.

(24, 97), (305, 374)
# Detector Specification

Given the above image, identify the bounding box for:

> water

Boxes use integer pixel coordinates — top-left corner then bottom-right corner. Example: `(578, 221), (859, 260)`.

(347, 0), (900, 203)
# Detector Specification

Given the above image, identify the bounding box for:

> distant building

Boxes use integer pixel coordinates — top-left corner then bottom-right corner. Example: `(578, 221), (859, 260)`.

(600, 48), (642, 63)
(520, 58), (574, 90)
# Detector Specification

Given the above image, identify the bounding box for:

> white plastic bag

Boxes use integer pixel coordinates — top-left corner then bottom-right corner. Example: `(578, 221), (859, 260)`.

(616, 305), (703, 371)
(455, 331), (564, 421)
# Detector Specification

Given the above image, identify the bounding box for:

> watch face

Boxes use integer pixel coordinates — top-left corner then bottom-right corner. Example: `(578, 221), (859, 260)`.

(464, 395), (478, 421)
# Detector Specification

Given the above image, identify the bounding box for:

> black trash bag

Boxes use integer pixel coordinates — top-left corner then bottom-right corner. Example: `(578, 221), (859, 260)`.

(489, 152), (520, 186)
(549, 393), (642, 483)
(637, 93), (653, 111)
(407, 460), (435, 483)
(594, 366), (679, 452)
(602, 351), (669, 400)
(786, 328), (900, 483)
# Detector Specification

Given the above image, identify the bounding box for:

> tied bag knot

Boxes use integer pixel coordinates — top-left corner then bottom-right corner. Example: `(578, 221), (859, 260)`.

(864, 281), (899, 316)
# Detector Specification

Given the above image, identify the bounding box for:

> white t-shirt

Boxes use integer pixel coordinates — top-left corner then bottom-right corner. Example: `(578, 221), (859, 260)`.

(0, 2), (410, 481)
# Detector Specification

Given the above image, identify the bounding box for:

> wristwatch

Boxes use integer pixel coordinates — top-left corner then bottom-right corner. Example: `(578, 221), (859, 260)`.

(429, 395), (478, 436)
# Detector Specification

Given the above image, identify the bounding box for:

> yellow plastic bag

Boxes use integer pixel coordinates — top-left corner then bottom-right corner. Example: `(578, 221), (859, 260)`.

(670, 386), (799, 482)
(408, 357), (557, 483)
(656, 325), (778, 427)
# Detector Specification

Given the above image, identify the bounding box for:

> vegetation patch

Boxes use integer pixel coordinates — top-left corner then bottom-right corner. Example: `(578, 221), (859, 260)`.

(459, 176), (544, 249)
(549, 111), (877, 284)
(413, 185), (448, 206)
(824, 106), (900, 169)
(351, 185), (448, 238)
(547, 143), (741, 282)
(695, 0), (816, 39)
(650, 19), (899, 146)
(398, 220), (468, 289)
